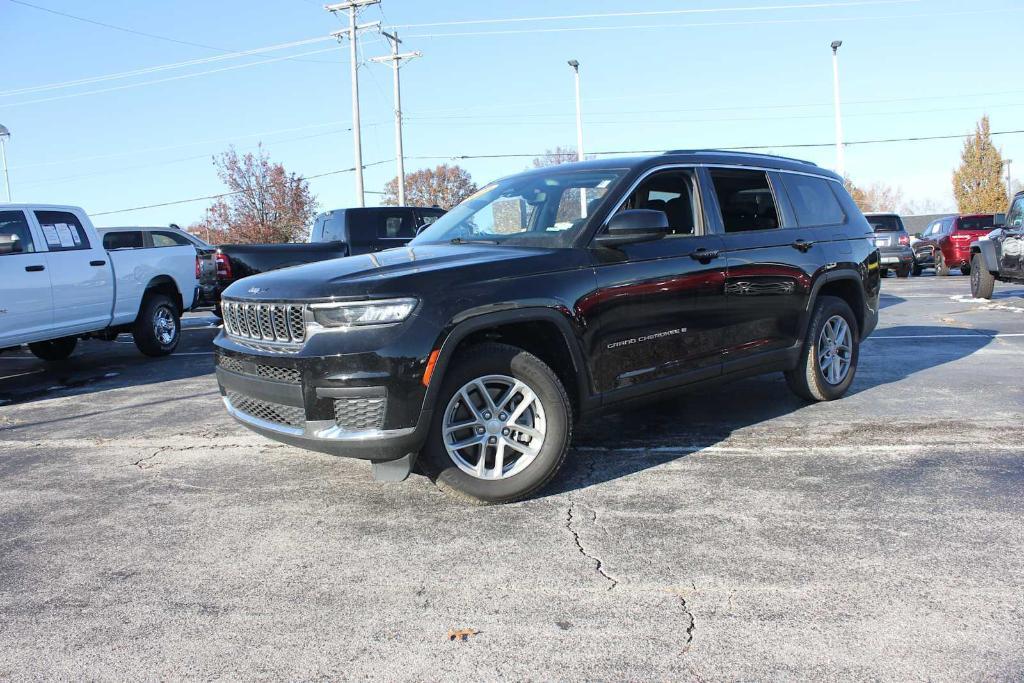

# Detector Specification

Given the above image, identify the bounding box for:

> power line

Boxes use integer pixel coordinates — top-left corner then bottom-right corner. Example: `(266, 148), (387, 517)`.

(403, 8), (1017, 39)
(0, 45), (344, 109)
(388, 0), (919, 28)
(91, 159), (394, 216)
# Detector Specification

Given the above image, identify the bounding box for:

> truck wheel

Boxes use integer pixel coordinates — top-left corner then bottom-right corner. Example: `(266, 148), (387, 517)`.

(133, 294), (180, 357)
(970, 254), (995, 299)
(960, 264), (972, 276)
(935, 251), (950, 276)
(785, 296), (859, 402)
(28, 336), (77, 361)
(421, 343), (572, 505)
(896, 264), (911, 278)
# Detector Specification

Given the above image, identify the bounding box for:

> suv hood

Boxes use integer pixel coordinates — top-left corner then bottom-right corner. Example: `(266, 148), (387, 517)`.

(222, 242), (581, 301)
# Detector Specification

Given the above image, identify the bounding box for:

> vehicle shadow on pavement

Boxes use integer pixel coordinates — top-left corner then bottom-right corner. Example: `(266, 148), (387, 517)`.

(0, 335), (217, 408)
(545, 324), (995, 495)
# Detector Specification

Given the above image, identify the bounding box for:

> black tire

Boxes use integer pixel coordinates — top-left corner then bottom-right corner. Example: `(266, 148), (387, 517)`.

(212, 303), (223, 319)
(935, 251), (950, 276)
(896, 264), (911, 278)
(132, 294), (180, 357)
(912, 262), (923, 277)
(784, 296), (859, 402)
(960, 264), (971, 276)
(420, 343), (572, 505)
(970, 254), (995, 299)
(879, 268), (889, 278)
(28, 336), (77, 361)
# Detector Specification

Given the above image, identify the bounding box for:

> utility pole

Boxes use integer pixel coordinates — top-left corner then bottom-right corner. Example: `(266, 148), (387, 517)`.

(371, 32), (421, 206)
(0, 124), (11, 202)
(326, 0), (380, 208)
(1005, 159), (1013, 204)
(831, 40), (846, 178)
(568, 60), (586, 215)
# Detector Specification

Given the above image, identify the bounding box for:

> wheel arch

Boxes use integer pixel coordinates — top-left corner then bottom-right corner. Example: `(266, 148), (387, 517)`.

(424, 307), (593, 419)
(970, 239), (1000, 274)
(806, 272), (867, 337)
(141, 275), (184, 315)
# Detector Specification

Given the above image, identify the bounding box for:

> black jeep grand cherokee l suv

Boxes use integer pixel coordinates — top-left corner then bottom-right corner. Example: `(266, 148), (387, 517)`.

(215, 151), (880, 503)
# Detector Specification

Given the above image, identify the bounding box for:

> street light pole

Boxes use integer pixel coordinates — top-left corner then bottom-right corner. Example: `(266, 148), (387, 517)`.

(568, 60), (586, 215)
(371, 32), (421, 207)
(0, 124), (11, 202)
(326, 0), (380, 208)
(831, 41), (846, 178)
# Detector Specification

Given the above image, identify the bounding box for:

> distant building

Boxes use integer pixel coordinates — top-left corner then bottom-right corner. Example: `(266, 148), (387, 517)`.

(902, 213), (955, 235)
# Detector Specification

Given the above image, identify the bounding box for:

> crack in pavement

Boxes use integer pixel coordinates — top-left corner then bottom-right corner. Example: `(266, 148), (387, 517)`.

(564, 500), (618, 591)
(128, 447), (167, 469)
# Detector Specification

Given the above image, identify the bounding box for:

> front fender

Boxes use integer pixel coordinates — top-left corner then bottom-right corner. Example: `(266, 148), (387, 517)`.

(972, 237), (1000, 273)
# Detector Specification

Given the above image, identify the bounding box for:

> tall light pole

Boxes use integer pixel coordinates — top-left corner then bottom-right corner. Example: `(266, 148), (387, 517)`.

(371, 32), (421, 206)
(831, 41), (846, 178)
(1005, 159), (1013, 204)
(568, 60), (586, 215)
(327, 0), (380, 208)
(0, 124), (10, 202)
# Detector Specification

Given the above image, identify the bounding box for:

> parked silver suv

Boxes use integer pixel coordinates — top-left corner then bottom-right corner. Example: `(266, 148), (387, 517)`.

(865, 213), (913, 278)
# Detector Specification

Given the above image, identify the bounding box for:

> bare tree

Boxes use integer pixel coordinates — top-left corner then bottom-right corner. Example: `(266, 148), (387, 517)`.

(191, 145), (317, 244)
(844, 177), (904, 213)
(531, 146), (583, 168)
(382, 164), (477, 209)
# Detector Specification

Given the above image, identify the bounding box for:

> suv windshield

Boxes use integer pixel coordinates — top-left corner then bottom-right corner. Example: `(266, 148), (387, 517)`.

(411, 168), (627, 248)
(867, 215), (904, 232)
(958, 216), (995, 231)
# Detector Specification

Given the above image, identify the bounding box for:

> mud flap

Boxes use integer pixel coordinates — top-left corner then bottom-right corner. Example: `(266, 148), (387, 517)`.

(371, 452), (417, 482)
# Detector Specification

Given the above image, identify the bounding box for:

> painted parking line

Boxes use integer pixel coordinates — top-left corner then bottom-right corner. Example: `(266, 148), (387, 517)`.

(0, 369), (45, 381)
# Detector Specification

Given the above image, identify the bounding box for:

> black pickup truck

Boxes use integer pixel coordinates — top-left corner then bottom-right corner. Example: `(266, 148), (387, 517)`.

(970, 195), (1024, 298)
(212, 206), (445, 309)
(213, 151), (879, 504)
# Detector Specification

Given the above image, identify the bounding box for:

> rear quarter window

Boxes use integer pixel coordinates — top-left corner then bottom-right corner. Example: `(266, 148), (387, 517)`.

(102, 231), (144, 249)
(781, 174), (846, 227)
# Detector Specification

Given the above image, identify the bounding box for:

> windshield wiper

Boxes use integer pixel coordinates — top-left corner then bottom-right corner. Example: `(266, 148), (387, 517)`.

(450, 237), (500, 245)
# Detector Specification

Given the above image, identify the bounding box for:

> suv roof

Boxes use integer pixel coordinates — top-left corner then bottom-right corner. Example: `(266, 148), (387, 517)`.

(509, 150), (839, 182)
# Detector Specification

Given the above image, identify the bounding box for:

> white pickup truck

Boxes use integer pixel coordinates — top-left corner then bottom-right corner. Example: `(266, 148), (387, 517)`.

(0, 204), (197, 360)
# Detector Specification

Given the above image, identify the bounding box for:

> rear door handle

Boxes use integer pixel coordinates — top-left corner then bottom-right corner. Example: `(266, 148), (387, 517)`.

(791, 239), (815, 252)
(25, 264), (45, 272)
(689, 248), (720, 262)
(90, 260), (106, 266)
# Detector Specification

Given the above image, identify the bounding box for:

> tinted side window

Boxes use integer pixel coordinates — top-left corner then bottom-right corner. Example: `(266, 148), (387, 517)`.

(0, 210), (35, 255)
(321, 215), (346, 242)
(781, 174), (846, 227)
(103, 231), (144, 249)
(415, 209), (444, 229)
(620, 169), (698, 236)
(152, 231), (191, 247)
(35, 210), (90, 251)
(709, 169), (780, 233)
(377, 211), (415, 239)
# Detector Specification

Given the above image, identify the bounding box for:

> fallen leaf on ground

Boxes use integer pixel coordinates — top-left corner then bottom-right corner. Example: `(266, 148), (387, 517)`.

(447, 628), (478, 641)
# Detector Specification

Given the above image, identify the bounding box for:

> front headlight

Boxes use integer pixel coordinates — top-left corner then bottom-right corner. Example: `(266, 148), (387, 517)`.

(309, 298), (418, 328)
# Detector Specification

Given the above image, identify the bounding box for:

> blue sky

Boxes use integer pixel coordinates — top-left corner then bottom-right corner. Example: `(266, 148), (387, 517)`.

(2, 0), (1023, 229)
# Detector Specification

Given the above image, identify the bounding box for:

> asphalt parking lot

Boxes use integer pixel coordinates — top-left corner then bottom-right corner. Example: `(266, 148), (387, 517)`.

(2, 275), (1023, 679)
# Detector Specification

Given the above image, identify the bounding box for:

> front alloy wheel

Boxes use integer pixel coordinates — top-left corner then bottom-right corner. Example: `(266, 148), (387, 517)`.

(443, 375), (546, 480)
(422, 343), (572, 504)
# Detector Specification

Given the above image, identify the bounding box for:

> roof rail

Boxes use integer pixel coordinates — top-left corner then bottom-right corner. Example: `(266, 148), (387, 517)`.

(662, 149), (819, 167)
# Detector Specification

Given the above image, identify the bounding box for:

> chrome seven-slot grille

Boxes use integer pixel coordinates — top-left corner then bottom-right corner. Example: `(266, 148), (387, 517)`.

(222, 300), (305, 345)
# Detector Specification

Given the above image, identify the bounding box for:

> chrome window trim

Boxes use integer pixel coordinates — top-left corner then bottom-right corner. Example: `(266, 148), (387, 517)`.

(595, 163), (707, 240)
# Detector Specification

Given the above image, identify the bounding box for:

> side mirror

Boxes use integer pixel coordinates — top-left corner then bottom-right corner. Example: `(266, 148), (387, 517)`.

(993, 213), (1006, 227)
(595, 209), (669, 247)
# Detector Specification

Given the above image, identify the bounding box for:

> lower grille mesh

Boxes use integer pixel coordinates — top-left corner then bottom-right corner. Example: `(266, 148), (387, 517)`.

(333, 397), (386, 432)
(227, 391), (305, 428)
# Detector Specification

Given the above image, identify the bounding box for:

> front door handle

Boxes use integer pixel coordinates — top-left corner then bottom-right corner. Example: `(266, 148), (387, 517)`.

(689, 248), (720, 262)
(25, 264), (45, 272)
(90, 260), (106, 266)
(791, 239), (815, 252)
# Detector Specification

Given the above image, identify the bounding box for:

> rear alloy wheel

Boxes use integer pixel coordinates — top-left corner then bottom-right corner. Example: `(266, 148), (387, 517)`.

(970, 254), (995, 299)
(422, 343), (571, 504)
(935, 251), (950, 276)
(28, 336), (77, 361)
(785, 295), (859, 402)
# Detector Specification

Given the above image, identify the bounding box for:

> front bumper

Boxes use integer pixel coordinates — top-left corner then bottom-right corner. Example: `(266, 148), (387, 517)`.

(214, 330), (434, 462)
